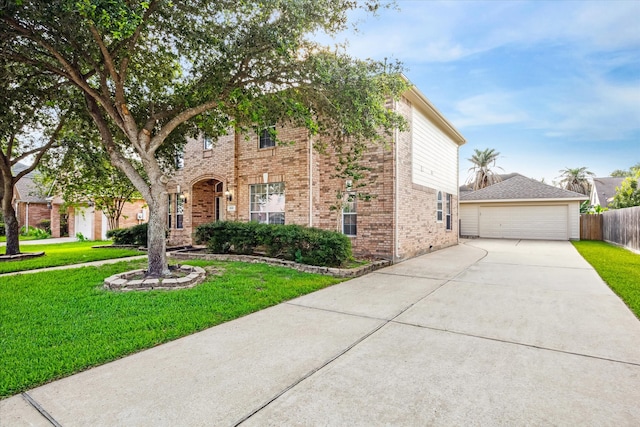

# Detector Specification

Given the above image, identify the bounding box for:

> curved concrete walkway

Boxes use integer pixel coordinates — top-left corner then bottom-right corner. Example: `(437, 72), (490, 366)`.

(2, 239), (639, 426)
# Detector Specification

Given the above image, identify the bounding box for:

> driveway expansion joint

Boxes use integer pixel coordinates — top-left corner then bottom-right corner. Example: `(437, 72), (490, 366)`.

(21, 392), (61, 427)
(391, 320), (640, 368)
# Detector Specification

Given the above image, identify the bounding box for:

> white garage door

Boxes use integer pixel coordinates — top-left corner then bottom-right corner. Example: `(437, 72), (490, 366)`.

(479, 205), (568, 240)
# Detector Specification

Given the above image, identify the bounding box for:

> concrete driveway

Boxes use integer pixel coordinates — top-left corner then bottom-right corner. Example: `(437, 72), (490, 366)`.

(3, 239), (639, 426)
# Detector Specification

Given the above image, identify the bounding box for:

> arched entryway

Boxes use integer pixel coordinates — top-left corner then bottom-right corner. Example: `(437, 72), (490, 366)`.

(191, 177), (225, 230)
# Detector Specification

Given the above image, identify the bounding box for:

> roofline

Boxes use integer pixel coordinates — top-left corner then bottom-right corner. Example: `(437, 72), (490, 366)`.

(460, 197), (588, 203)
(402, 75), (466, 146)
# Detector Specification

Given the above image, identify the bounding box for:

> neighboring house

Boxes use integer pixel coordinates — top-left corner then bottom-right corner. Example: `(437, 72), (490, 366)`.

(460, 174), (588, 240)
(167, 85), (466, 261)
(590, 177), (624, 207)
(68, 201), (149, 240)
(10, 162), (148, 240)
(11, 163), (62, 235)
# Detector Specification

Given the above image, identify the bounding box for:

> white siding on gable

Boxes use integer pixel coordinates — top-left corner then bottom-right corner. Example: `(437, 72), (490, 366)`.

(412, 107), (458, 195)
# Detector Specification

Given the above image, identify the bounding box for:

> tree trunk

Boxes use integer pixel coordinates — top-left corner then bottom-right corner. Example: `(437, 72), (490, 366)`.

(145, 183), (170, 278)
(2, 182), (20, 256)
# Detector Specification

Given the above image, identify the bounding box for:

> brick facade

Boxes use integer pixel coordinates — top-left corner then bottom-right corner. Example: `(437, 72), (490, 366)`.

(167, 88), (464, 261)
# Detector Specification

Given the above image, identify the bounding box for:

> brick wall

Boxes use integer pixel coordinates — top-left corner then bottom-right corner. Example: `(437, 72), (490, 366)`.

(167, 97), (461, 260)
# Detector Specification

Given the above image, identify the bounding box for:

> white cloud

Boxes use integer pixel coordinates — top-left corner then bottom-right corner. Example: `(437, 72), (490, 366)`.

(449, 92), (529, 128)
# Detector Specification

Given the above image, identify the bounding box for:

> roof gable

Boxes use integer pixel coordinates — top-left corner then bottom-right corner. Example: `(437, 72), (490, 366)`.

(460, 174), (588, 202)
(591, 177), (624, 205)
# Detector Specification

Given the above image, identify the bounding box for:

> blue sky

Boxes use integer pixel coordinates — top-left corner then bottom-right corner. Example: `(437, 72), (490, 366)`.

(322, 0), (640, 184)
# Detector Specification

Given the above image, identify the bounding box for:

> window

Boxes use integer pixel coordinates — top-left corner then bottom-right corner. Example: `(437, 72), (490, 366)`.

(436, 191), (443, 222)
(446, 193), (452, 230)
(259, 126), (276, 149)
(175, 151), (184, 169)
(167, 194), (173, 228)
(176, 194), (184, 229)
(342, 194), (357, 236)
(204, 136), (213, 150)
(250, 182), (285, 224)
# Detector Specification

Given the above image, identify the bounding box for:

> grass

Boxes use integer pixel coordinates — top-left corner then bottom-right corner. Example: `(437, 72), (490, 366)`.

(0, 234), (41, 242)
(0, 259), (343, 397)
(572, 240), (640, 319)
(0, 241), (142, 274)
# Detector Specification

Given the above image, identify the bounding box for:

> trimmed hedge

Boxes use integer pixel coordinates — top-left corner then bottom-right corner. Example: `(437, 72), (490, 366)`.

(107, 223), (148, 246)
(195, 221), (352, 267)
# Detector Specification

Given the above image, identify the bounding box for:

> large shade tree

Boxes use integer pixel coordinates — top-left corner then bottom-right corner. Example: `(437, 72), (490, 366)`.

(467, 148), (503, 190)
(558, 167), (594, 195)
(1, 0), (408, 277)
(0, 58), (71, 255)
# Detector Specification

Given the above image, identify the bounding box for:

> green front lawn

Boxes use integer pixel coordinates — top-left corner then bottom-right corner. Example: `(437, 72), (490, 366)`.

(572, 240), (640, 319)
(0, 259), (342, 397)
(0, 241), (142, 274)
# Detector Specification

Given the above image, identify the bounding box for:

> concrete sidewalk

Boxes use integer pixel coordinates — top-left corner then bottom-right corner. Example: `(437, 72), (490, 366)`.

(2, 239), (639, 426)
(0, 237), (76, 247)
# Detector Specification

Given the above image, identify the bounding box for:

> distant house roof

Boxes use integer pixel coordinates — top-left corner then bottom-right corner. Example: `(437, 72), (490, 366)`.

(460, 173), (588, 202)
(590, 177), (624, 206)
(12, 163), (48, 203)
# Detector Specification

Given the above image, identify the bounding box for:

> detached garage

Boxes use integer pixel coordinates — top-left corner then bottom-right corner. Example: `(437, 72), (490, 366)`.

(460, 174), (588, 241)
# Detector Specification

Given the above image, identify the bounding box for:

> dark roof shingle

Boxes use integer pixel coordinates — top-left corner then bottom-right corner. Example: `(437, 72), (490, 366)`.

(460, 174), (588, 201)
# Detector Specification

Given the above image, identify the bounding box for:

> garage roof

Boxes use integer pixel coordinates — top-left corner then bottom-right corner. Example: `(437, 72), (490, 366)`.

(460, 174), (588, 203)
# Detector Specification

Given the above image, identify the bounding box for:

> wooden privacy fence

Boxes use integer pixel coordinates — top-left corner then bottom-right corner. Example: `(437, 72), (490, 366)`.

(580, 206), (640, 252)
(580, 214), (603, 240)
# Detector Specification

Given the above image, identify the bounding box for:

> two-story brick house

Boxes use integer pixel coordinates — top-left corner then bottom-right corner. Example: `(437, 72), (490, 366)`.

(167, 85), (465, 262)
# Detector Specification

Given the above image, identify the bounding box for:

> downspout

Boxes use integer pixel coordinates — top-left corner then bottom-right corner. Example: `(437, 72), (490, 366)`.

(309, 136), (313, 227)
(393, 100), (400, 262)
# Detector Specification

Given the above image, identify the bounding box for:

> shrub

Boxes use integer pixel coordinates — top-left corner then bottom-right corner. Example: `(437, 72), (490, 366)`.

(107, 223), (148, 246)
(38, 219), (51, 233)
(20, 226), (50, 239)
(0, 223), (5, 236)
(195, 221), (352, 267)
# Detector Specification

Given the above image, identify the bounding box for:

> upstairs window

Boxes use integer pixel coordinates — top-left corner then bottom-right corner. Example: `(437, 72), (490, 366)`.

(436, 191), (443, 222)
(259, 126), (276, 149)
(175, 151), (184, 169)
(204, 136), (214, 150)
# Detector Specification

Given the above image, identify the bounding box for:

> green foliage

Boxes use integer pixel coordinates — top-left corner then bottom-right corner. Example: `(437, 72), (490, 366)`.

(467, 148), (503, 190)
(610, 170), (640, 209)
(0, 241), (141, 274)
(558, 166), (594, 195)
(20, 225), (50, 239)
(107, 223), (149, 246)
(610, 162), (640, 177)
(572, 241), (640, 319)
(0, 259), (342, 397)
(38, 219), (51, 233)
(195, 221), (353, 267)
(0, 223), (4, 236)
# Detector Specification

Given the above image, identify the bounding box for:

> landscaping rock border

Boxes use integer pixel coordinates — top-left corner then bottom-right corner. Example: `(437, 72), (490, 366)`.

(0, 251), (45, 262)
(168, 250), (391, 278)
(104, 265), (206, 291)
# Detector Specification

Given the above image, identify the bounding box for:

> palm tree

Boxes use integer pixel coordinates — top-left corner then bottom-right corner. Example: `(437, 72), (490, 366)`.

(557, 167), (594, 195)
(467, 148), (503, 190)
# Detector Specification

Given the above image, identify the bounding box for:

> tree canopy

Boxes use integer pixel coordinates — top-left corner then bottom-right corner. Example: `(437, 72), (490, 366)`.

(0, 57), (71, 255)
(610, 169), (640, 209)
(467, 148), (503, 190)
(558, 167), (594, 195)
(610, 162), (640, 178)
(1, 0), (409, 276)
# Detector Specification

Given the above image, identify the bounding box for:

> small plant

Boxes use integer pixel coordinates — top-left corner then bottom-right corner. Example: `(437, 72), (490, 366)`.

(20, 226), (50, 240)
(75, 232), (87, 241)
